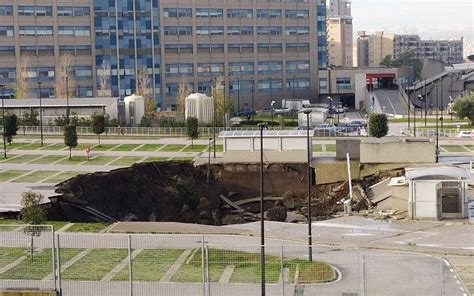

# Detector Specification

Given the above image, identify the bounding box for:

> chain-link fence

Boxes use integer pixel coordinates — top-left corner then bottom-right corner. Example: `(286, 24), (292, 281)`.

(0, 227), (456, 296)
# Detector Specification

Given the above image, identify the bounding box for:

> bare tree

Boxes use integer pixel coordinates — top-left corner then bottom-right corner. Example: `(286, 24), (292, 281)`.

(55, 53), (75, 98)
(97, 60), (111, 97)
(136, 67), (156, 119)
(177, 76), (191, 118)
(212, 76), (231, 124)
(14, 55), (30, 99)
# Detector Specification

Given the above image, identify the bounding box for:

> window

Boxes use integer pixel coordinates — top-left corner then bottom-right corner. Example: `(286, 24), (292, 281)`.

(74, 7), (90, 16)
(26, 67), (55, 81)
(74, 26), (90, 37)
(336, 77), (351, 89)
(165, 44), (193, 54)
(258, 61), (282, 74)
(285, 10), (309, 19)
(197, 44), (224, 53)
(18, 6), (52, 16)
(0, 68), (15, 82)
(228, 43), (254, 53)
(227, 26), (253, 36)
(285, 26), (310, 36)
(0, 5), (13, 16)
(227, 9), (253, 18)
(18, 6), (35, 16)
(74, 66), (92, 80)
(287, 61), (310, 74)
(229, 80), (253, 94)
(257, 26), (282, 36)
(287, 78), (310, 89)
(198, 81), (212, 94)
(36, 26), (53, 36)
(258, 43), (282, 53)
(258, 79), (283, 91)
(0, 26), (13, 37)
(57, 6), (73, 16)
(286, 43), (310, 53)
(0, 46), (14, 56)
(257, 9), (281, 18)
(164, 26), (192, 36)
(19, 26), (36, 36)
(166, 63), (193, 77)
(319, 78), (327, 91)
(196, 26), (223, 36)
(228, 62), (254, 75)
(196, 8), (223, 18)
(35, 6), (52, 16)
(163, 8), (192, 18)
(58, 26), (74, 36)
(197, 63), (224, 76)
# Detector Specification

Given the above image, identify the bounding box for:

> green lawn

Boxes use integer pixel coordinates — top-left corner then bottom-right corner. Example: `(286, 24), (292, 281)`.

(0, 248), (26, 268)
(62, 249), (128, 281)
(92, 144), (118, 151)
(214, 145), (223, 152)
(65, 223), (109, 233)
(6, 143), (30, 150)
(135, 144), (163, 151)
(109, 157), (143, 166)
(0, 170), (29, 182)
(441, 145), (468, 152)
(160, 144), (186, 152)
(42, 143), (67, 150)
(142, 157), (168, 163)
(113, 249), (184, 282)
(2, 155), (42, 164)
(12, 171), (57, 183)
(42, 171), (84, 184)
(73, 143), (96, 151)
(111, 144), (140, 151)
(464, 145), (474, 151)
(312, 144), (323, 152)
(0, 248), (81, 280)
(82, 156), (117, 166)
(30, 155), (67, 164)
(326, 144), (336, 152)
(182, 145), (208, 152)
(18, 143), (44, 150)
(56, 156), (86, 165)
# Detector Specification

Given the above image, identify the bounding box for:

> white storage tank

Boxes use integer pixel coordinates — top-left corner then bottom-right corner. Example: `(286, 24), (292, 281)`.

(124, 94), (145, 126)
(185, 93), (214, 124)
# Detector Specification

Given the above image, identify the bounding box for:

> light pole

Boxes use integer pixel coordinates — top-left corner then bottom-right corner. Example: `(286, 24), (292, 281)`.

(66, 76), (70, 124)
(257, 122), (268, 296)
(292, 75), (296, 98)
(413, 97), (416, 138)
(222, 81), (226, 129)
(77, 85), (81, 98)
(424, 77), (427, 127)
(407, 86), (410, 132)
(237, 77), (241, 115)
(303, 109), (313, 262)
(449, 96), (453, 122)
(38, 82), (44, 146)
(207, 137), (212, 200)
(251, 76), (255, 121)
(270, 100), (275, 129)
(1, 84), (6, 158)
(435, 84), (439, 163)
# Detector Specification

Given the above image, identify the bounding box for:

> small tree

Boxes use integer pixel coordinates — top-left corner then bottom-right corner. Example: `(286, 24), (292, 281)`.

(186, 117), (199, 148)
(177, 76), (191, 118)
(453, 94), (474, 125)
(20, 191), (46, 260)
(4, 113), (18, 144)
(64, 124), (78, 159)
(97, 60), (111, 97)
(14, 55), (29, 99)
(91, 113), (106, 146)
(368, 113), (389, 138)
(55, 53), (75, 98)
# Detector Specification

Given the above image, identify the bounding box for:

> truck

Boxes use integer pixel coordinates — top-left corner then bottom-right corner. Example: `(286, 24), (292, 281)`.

(281, 99), (311, 111)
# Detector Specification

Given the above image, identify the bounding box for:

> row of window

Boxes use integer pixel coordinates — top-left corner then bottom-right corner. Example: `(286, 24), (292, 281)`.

(166, 78), (311, 96)
(164, 43), (310, 54)
(164, 8), (309, 19)
(0, 45), (92, 56)
(164, 26), (310, 36)
(15, 26), (91, 37)
(0, 66), (93, 81)
(0, 5), (89, 17)
(165, 61), (310, 77)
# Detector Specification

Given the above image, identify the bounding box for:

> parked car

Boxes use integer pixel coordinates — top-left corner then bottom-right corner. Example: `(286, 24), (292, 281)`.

(274, 108), (291, 114)
(348, 119), (367, 128)
(457, 130), (473, 138)
(238, 108), (253, 117)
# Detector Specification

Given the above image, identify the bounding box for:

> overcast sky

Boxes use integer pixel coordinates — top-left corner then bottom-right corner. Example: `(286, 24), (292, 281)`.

(352, 0), (473, 41)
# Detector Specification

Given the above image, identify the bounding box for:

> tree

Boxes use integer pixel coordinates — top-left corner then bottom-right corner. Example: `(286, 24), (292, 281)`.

(186, 117), (199, 148)
(136, 67), (157, 121)
(212, 76), (233, 125)
(379, 50), (423, 81)
(20, 191), (46, 261)
(97, 60), (111, 97)
(453, 94), (474, 125)
(14, 55), (29, 99)
(177, 77), (191, 118)
(91, 113), (106, 146)
(55, 53), (75, 98)
(64, 124), (78, 159)
(20, 111), (39, 126)
(368, 113), (389, 138)
(138, 116), (152, 127)
(4, 113), (18, 144)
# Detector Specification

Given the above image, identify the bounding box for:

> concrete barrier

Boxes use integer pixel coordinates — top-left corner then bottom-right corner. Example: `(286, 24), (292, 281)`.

(360, 138), (435, 164)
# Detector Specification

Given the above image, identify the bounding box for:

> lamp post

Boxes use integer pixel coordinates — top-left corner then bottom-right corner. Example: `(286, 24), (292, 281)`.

(413, 97), (416, 138)
(407, 86), (410, 132)
(435, 84), (439, 163)
(270, 100), (275, 129)
(66, 76), (70, 124)
(423, 77), (427, 127)
(449, 96), (453, 122)
(207, 137), (212, 200)
(327, 96), (333, 123)
(38, 82), (44, 146)
(303, 109), (313, 262)
(222, 81), (226, 129)
(237, 77), (241, 115)
(292, 75), (296, 98)
(1, 84), (6, 158)
(257, 122), (268, 296)
(251, 76), (255, 121)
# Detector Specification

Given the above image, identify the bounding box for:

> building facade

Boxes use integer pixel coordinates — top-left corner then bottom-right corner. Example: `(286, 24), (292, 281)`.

(356, 31), (464, 67)
(0, 0), (328, 112)
(326, 0), (350, 17)
(327, 16), (352, 67)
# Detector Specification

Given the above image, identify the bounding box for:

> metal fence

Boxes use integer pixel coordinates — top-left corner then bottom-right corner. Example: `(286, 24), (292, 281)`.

(0, 226), (455, 296)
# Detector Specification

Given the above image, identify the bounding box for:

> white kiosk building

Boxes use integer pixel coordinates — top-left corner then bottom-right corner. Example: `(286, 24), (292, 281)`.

(185, 93), (214, 124)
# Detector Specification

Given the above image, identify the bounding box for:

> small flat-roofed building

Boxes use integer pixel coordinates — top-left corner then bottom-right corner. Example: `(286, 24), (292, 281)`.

(219, 130), (314, 163)
(406, 165), (471, 220)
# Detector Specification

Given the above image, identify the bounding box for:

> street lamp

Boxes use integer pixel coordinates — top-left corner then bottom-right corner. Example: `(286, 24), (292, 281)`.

(407, 86), (410, 131)
(211, 79), (216, 158)
(38, 82), (44, 146)
(435, 84), (439, 163)
(303, 109), (313, 262)
(207, 137), (212, 200)
(222, 81), (226, 129)
(270, 100), (276, 129)
(1, 84), (6, 158)
(257, 122), (268, 296)
(292, 75), (296, 99)
(250, 76), (255, 121)
(449, 96), (453, 122)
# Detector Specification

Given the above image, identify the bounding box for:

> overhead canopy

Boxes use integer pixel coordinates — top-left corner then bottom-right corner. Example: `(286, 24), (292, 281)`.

(405, 166), (471, 181)
(219, 129), (314, 138)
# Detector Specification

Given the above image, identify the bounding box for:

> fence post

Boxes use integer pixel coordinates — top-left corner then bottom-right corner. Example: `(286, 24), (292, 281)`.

(201, 235), (206, 296)
(439, 258), (444, 296)
(51, 227), (57, 292)
(359, 253), (365, 296)
(56, 234), (62, 296)
(128, 235), (133, 296)
(205, 245), (210, 296)
(280, 246), (285, 296)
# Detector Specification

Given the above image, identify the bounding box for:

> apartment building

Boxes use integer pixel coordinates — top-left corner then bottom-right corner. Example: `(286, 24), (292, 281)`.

(325, 0), (352, 67)
(326, 0), (350, 17)
(0, 0), (328, 112)
(356, 31), (464, 67)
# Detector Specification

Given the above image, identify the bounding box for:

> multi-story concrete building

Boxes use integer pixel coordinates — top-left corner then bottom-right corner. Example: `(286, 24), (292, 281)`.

(0, 0), (328, 112)
(356, 31), (464, 67)
(326, 0), (352, 67)
(327, 16), (352, 67)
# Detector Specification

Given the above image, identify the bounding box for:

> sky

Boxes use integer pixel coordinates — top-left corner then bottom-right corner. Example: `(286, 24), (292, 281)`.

(351, 0), (473, 41)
